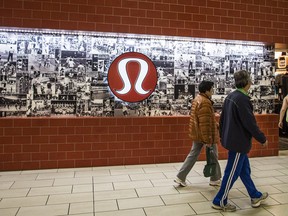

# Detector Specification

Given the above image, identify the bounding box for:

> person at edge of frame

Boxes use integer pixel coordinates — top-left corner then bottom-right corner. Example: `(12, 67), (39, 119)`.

(212, 70), (269, 212)
(278, 94), (288, 130)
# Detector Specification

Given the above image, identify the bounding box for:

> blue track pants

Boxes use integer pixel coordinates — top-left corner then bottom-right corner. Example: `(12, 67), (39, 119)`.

(213, 151), (262, 207)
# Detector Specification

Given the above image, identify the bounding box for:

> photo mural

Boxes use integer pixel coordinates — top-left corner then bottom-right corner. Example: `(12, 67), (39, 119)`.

(0, 29), (275, 117)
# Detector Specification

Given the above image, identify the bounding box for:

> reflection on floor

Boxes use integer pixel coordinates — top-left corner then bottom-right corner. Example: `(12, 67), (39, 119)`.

(0, 154), (288, 216)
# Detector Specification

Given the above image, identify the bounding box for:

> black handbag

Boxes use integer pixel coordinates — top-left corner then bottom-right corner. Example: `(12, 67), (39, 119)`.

(203, 146), (217, 177)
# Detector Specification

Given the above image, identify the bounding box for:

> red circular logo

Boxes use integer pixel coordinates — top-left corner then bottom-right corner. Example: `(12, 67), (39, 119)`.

(108, 52), (157, 102)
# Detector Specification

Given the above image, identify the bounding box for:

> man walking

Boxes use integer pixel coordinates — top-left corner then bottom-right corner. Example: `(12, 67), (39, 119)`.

(212, 70), (268, 212)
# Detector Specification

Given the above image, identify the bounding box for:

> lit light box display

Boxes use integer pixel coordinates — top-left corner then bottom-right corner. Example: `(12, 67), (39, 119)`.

(0, 28), (275, 117)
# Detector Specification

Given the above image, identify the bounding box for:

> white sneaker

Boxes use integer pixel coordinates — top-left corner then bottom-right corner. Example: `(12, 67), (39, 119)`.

(212, 203), (236, 212)
(210, 180), (221, 186)
(174, 177), (187, 187)
(251, 192), (269, 208)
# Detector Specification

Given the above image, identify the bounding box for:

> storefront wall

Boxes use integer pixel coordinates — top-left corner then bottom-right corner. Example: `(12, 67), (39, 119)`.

(0, 1), (284, 170)
(1, 1), (288, 43)
(0, 115), (279, 171)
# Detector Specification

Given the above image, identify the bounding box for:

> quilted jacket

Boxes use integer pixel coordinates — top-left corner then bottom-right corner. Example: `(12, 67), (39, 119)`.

(188, 93), (219, 144)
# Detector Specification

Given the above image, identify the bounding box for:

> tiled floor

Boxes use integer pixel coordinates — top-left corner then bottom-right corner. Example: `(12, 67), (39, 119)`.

(1, 151), (288, 216)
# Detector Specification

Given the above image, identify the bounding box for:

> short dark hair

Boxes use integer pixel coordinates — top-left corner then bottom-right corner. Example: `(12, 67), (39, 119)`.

(234, 70), (251, 88)
(198, 80), (214, 93)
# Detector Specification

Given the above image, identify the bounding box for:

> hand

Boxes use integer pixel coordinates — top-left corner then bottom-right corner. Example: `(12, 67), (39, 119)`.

(278, 121), (283, 129)
(262, 140), (268, 147)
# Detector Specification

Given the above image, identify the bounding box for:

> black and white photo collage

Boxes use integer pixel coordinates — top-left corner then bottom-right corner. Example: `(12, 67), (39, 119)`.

(0, 29), (275, 117)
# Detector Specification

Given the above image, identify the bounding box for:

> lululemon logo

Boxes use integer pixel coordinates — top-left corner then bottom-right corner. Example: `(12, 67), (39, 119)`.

(108, 52), (157, 102)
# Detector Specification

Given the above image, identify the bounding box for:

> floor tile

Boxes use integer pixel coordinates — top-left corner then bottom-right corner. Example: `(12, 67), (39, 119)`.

(93, 175), (130, 184)
(16, 204), (69, 216)
(143, 166), (178, 173)
(53, 177), (92, 186)
(58, 167), (92, 172)
(198, 189), (218, 201)
(92, 165), (125, 171)
(0, 174), (37, 182)
(252, 164), (286, 171)
(74, 170), (110, 178)
(0, 155), (287, 216)
(28, 185), (72, 196)
(94, 183), (113, 192)
(11, 179), (53, 189)
(113, 180), (153, 190)
(0, 182), (13, 190)
(264, 203), (288, 216)
(252, 177), (283, 186)
(62, 214), (93, 216)
(231, 195), (278, 209)
(118, 196), (164, 210)
(95, 209), (146, 216)
(156, 163), (179, 167)
(21, 169), (58, 175)
(0, 171), (22, 175)
(221, 207), (274, 216)
(175, 183), (218, 194)
(189, 201), (219, 214)
(0, 196), (48, 208)
(47, 192), (93, 205)
(0, 188), (29, 198)
(69, 201), (93, 215)
(225, 189), (247, 199)
(163, 170), (200, 179)
(270, 193), (288, 204)
(94, 189), (137, 201)
(186, 176), (210, 184)
(194, 213), (222, 216)
(231, 179), (245, 188)
(161, 192), (207, 205)
(129, 173), (166, 181)
(144, 203), (195, 216)
(73, 184), (93, 193)
(200, 188), (247, 201)
(230, 197), (254, 209)
(136, 186), (179, 197)
(273, 183), (288, 192)
(95, 200), (118, 212)
(36, 172), (75, 180)
(110, 168), (144, 175)
(0, 208), (19, 216)
(275, 175), (288, 183)
(125, 164), (157, 169)
(238, 185), (282, 196)
(252, 170), (286, 178)
(151, 178), (181, 187)
(278, 168), (288, 175)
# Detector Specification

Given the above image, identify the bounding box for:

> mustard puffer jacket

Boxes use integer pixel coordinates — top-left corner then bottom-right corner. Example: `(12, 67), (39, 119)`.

(188, 93), (219, 144)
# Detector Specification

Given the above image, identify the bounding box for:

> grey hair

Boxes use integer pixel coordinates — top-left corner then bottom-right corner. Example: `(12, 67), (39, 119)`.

(234, 70), (251, 88)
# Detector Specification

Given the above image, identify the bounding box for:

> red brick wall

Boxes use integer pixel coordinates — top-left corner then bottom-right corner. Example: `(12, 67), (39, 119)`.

(0, 1), (282, 170)
(0, 115), (279, 171)
(0, 0), (288, 43)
